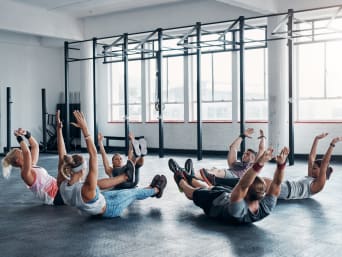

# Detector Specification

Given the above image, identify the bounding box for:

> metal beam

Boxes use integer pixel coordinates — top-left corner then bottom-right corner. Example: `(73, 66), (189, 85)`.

(196, 22), (203, 160)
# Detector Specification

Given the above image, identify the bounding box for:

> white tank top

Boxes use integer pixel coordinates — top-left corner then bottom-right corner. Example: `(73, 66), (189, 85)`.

(28, 166), (58, 205)
(60, 181), (106, 215)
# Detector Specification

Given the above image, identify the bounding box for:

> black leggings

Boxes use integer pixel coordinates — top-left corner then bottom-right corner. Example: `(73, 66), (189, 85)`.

(214, 177), (240, 188)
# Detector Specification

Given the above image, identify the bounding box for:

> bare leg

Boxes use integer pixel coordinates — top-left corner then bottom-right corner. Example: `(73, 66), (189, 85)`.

(136, 157), (144, 166)
(190, 177), (209, 188)
(97, 174), (128, 190)
(178, 180), (198, 200)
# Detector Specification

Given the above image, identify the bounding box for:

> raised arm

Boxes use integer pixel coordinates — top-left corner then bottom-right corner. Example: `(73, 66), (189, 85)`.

(127, 132), (134, 161)
(308, 133), (328, 177)
(228, 128), (254, 168)
(17, 128), (39, 165)
(56, 110), (67, 186)
(255, 129), (266, 160)
(72, 111), (98, 202)
(310, 136), (342, 194)
(230, 148), (273, 203)
(98, 132), (113, 177)
(14, 132), (35, 186)
(267, 147), (289, 197)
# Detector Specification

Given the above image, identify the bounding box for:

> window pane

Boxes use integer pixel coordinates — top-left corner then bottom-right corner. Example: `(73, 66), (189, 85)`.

(110, 105), (124, 121)
(129, 104), (141, 121)
(297, 43), (324, 97)
(193, 102), (232, 121)
(298, 99), (342, 120)
(164, 103), (184, 120)
(111, 62), (124, 104)
(245, 48), (265, 99)
(128, 61), (141, 103)
(245, 101), (268, 120)
(201, 53), (213, 101)
(166, 57), (184, 102)
(148, 59), (158, 121)
(326, 41), (342, 97)
(213, 52), (232, 101)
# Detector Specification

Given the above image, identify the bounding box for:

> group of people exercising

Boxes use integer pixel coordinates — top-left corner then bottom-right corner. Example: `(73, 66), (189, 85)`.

(2, 110), (341, 224)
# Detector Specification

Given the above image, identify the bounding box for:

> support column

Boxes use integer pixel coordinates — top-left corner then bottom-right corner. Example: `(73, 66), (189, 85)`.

(80, 41), (95, 147)
(267, 15), (289, 155)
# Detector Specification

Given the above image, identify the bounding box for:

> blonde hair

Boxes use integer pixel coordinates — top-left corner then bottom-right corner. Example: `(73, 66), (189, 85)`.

(2, 149), (21, 179)
(247, 176), (266, 201)
(61, 154), (85, 180)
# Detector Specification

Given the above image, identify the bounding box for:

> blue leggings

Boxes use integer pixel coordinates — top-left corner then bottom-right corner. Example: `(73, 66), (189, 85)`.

(102, 188), (155, 218)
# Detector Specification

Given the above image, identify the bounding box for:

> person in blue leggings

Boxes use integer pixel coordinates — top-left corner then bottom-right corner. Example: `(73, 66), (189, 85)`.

(56, 110), (167, 218)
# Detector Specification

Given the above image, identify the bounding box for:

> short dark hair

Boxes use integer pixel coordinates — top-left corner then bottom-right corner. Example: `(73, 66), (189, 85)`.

(246, 148), (256, 156)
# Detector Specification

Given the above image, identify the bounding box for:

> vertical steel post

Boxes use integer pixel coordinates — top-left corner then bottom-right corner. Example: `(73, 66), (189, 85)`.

(6, 87), (12, 153)
(92, 38), (98, 147)
(123, 33), (130, 154)
(64, 41), (70, 151)
(41, 88), (47, 151)
(196, 22), (203, 160)
(157, 28), (164, 157)
(288, 9), (295, 165)
(239, 16), (246, 155)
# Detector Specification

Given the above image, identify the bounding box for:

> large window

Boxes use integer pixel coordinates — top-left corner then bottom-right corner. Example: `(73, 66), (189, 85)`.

(148, 56), (184, 121)
(192, 51), (232, 121)
(109, 61), (142, 122)
(244, 48), (268, 120)
(296, 41), (342, 120)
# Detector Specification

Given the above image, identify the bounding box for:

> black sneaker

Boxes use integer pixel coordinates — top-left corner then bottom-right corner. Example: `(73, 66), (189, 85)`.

(168, 158), (182, 173)
(125, 160), (136, 183)
(139, 138), (148, 156)
(184, 159), (194, 177)
(199, 168), (215, 187)
(155, 175), (167, 198)
(150, 174), (160, 188)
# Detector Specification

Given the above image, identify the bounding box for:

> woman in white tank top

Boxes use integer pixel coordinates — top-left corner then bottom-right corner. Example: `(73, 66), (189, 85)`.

(57, 110), (167, 217)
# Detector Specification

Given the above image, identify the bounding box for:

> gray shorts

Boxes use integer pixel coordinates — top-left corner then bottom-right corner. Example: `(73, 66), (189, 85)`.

(279, 177), (314, 200)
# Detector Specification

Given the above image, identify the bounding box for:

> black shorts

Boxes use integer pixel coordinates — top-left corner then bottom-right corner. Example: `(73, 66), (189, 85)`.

(193, 186), (228, 215)
(53, 189), (65, 206)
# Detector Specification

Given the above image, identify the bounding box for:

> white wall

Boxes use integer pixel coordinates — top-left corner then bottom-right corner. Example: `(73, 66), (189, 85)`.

(0, 31), (65, 152)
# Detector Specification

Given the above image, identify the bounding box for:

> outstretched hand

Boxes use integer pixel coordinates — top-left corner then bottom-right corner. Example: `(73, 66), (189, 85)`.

(14, 128), (27, 137)
(71, 110), (87, 129)
(128, 132), (134, 141)
(56, 110), (63, 129)
(98, 132), (104, 142)
(276, 147), (290, 165)
(331, 136), (342, 145)
(244, 128), (254, 138)
(257, 147), (273, 165)
(316, 133), (328, 140)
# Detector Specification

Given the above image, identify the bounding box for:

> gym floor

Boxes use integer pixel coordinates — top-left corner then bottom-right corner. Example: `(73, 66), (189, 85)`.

(0, 153), (341, 257)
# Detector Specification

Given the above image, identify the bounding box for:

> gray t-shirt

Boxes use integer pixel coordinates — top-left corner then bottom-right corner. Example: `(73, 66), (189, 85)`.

(209, 189), (277, 223)
(278, 176), (315, 200)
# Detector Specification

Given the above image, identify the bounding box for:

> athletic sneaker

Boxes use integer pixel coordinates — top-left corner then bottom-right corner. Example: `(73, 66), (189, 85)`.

(155, 175), (167, 198)
(139, 138), (148, 156)
(199, 168), (215, 187)
(168, 158), (182, 173)
(131, 139), (141, 157)
(184, 159), (194, 177)
(150, 174), (160, 197)
(125, 160), (136, 183)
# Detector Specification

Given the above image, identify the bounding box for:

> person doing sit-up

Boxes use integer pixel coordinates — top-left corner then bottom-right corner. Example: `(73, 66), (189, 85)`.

(168, 147), (289, 224)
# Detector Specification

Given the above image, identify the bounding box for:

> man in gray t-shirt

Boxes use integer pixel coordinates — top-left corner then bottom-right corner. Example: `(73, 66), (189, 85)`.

(169, 147), (289, 224)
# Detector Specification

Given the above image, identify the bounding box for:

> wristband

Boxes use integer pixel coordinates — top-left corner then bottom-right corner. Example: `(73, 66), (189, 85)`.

(16, 136), (24, 144)
(24, 131), (31, 139)
(252, 162), (263, 172)
(240, 134), (246, 140)
(330, 143), (335, 148)
(277, 162), (286, 170)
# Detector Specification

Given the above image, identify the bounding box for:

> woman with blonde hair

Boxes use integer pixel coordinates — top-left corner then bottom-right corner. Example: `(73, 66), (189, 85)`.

(2, 128), (64, 205)
(57, 110), (167, 217)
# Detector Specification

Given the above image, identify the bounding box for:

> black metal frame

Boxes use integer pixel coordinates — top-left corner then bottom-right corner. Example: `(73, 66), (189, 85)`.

(63, 4), (342, 160)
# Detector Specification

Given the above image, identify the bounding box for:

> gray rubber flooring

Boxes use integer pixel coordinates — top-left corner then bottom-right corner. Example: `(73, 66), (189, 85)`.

(1, 153), (342, 257)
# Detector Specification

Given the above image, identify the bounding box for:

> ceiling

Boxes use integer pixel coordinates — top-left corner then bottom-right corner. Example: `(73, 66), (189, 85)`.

(11, 0), (195, 18)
